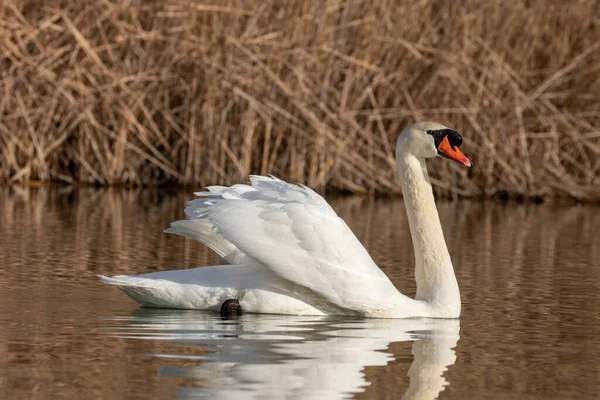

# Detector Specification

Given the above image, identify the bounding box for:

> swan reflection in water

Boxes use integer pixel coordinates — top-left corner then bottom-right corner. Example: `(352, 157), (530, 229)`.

(106, 310), (460, 399)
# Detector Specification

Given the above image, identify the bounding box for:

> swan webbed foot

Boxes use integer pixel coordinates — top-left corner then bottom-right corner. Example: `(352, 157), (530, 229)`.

(220, 299), (242, 319)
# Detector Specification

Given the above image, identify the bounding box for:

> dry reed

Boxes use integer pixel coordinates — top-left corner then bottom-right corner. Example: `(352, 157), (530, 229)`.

(1, 1), (599, 199)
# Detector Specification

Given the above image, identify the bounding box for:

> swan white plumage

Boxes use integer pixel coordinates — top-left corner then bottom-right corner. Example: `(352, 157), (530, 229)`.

(100, 122), (472, 318)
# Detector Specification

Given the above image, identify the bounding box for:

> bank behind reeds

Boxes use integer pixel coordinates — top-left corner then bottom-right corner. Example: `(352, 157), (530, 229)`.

(1, 1), (599, 199)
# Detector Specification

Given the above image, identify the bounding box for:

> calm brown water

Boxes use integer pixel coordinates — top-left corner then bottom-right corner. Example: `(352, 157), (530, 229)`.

(1, 186), (599, 399)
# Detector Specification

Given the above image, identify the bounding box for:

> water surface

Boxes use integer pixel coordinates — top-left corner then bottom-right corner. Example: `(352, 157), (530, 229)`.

(0, 186), (598, 399)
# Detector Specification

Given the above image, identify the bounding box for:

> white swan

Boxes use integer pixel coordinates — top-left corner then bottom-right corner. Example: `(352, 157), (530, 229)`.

(100, 122), (472, 318)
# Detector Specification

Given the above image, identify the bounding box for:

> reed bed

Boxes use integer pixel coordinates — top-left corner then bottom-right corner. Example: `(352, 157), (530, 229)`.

(1, 1), (599, 199)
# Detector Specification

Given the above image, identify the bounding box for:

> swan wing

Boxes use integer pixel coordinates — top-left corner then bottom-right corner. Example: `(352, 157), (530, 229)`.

(182, 176), (405, 313)
(165, 184), (251, 265)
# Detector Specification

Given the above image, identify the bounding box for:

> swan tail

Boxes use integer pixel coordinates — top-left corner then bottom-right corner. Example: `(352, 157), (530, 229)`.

(164, 219), (247, 265)
(98, 269), (239, 310)
(98, 274), (188, 309)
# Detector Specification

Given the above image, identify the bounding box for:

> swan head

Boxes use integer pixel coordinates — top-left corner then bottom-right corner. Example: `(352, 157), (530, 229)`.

(397, 122), (472, 167)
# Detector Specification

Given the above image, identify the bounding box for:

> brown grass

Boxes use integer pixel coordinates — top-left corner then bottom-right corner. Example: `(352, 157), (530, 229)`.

(1, 1), (599, 199)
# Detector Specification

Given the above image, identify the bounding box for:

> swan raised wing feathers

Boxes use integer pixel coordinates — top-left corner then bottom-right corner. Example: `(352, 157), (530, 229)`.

(181, 175), (409, 314)
(165, 184), (251, 265)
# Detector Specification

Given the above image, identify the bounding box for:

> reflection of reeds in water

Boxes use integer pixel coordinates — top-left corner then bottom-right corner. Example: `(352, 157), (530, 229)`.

(1, 2), (600, 199)
(0, 187), (599, 399)
(0, 187), (218, 399)
(0, 186), (222, 281)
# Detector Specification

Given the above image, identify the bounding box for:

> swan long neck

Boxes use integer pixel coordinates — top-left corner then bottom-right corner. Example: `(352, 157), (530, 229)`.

(396, 150), (460, 312)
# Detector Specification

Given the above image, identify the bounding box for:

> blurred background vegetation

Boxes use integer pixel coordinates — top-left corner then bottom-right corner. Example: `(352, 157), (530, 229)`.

(1, 1), (599, 199)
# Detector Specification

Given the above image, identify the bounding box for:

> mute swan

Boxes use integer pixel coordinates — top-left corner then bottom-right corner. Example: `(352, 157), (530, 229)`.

(100, 122), (471, 318)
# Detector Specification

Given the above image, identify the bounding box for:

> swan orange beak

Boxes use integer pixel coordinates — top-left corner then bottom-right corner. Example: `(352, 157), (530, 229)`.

(437, 136), (472, 168)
